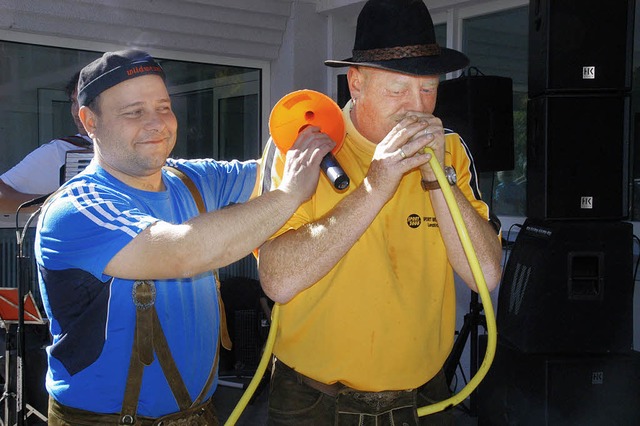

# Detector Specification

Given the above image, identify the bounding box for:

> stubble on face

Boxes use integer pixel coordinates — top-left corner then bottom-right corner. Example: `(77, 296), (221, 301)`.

(90, 75), (178, 190)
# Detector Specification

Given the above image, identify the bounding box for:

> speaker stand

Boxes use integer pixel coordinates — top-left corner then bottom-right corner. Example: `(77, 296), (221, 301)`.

(8, 203), (48, 425)
(1, 323), (48, 426)
(443, 291), (486, 416)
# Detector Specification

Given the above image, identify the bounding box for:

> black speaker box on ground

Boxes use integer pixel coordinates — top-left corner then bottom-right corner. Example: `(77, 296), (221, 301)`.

(434, 75), (514, 172)
(477, 338), (640, 426)
(497, 218), (634, 354)
(527, 93), (630, 220)
(528, 0), (635, 97)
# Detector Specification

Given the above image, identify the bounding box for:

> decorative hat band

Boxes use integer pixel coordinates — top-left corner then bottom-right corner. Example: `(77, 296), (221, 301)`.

(352, 43), (442, 62)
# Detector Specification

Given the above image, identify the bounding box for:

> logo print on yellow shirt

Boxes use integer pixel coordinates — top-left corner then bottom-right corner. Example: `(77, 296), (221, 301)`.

(407, 214), (439, 229)
(407, 214), (421, 228)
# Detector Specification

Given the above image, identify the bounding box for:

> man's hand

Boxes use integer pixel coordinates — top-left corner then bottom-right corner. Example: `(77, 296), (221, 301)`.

(412, 113), (446, 182)
(278, 126), (335, 205)
(365, 115), (431, 200)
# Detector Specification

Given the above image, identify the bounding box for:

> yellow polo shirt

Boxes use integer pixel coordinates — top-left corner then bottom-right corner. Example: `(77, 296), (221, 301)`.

(262, 102), (491, 391)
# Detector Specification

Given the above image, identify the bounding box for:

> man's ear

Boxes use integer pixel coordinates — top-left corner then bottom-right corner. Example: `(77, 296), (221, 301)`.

(78, 106), (97, 137)
(347, 66), (362, 101)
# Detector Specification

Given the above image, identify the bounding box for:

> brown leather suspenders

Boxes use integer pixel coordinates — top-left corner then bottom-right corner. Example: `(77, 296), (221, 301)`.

(119, 166), (232, 423)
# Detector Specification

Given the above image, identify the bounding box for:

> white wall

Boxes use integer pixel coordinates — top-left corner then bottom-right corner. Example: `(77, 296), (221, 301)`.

(270, 1), (330, 106)
(0, 0), (292, 61)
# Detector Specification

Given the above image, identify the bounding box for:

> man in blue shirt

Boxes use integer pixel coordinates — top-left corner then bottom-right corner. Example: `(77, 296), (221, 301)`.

(35, 49), (334, 425)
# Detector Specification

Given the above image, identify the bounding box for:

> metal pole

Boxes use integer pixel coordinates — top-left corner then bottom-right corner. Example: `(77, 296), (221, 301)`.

(16, 235), (28, 426)
(15, 202), (44, 426)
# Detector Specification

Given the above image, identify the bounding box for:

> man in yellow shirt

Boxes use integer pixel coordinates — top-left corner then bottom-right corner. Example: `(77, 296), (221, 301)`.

(259, 0), (503, 424)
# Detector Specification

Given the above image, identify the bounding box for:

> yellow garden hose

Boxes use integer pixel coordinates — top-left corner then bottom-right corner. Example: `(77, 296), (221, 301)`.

(224, 148), (497, 424)
(417, 148), (497, 416)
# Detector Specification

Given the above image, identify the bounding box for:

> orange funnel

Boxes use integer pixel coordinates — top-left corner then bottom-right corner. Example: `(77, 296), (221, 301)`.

(269, 89), (345, 154)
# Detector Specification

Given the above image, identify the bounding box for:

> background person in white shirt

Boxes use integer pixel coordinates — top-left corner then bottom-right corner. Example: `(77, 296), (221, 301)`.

(0, 71), (92, 213)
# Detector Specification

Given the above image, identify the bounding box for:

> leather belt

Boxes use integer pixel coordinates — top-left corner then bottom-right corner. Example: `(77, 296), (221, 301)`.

(275, 359), (346, 398)
(48, 396), (218, 425)
(275, 359), (418, 404)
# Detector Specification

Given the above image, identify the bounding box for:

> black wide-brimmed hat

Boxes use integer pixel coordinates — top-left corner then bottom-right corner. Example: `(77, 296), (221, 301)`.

(325, 0), (469, 76)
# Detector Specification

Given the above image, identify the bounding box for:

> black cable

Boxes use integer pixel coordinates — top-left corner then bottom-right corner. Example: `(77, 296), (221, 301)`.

(499, 222), (523, 284)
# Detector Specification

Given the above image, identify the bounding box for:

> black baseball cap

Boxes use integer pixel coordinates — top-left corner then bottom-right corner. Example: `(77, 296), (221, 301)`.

(77, 49), (165, 107)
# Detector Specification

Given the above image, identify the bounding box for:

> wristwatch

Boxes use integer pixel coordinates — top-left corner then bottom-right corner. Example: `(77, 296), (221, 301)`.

(421, 166), (457, 191)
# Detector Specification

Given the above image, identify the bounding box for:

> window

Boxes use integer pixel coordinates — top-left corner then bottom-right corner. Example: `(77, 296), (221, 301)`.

(0, 41), (262, 215)
(461, 6), (529, 217)
(435, 23), (446, 48)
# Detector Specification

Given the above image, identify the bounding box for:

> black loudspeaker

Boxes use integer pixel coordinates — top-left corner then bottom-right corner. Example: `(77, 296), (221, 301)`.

(434, 75), (514, 172)
(528, 0), (635, 97)
(497, 218), (634, 355)
(527, 94), (630, 220)
(477, 339), (640, 426)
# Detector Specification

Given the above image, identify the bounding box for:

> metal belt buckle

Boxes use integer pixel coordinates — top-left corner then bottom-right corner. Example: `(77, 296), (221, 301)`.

(132, 280), (156, 310)
(120, 414), (135, 425)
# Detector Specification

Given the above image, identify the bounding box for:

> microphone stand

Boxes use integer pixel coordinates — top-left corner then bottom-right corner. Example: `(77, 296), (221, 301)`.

(14, 198), (46, 426)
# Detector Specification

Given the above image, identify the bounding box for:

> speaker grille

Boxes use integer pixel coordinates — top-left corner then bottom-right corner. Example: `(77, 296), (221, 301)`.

(507, 262), (532, 316)
(497, 219), (634, 354)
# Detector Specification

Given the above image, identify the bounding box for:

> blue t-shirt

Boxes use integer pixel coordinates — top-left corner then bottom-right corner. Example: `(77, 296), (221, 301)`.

(35, 158), (257, 416)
